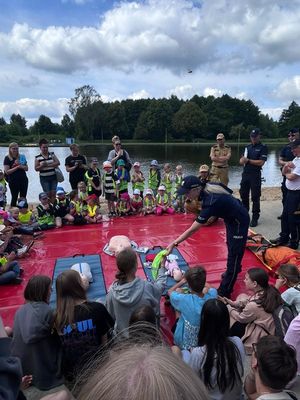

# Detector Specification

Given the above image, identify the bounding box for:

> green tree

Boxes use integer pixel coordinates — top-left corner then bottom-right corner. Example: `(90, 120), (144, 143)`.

(106, 102), (129, 138)
(61, 114), (75, 136)
(278, 101), (300, 137)
(172, 101), (208, 141)
(0, 117), (6, 126)
(10, 113), (27, 129)
(134, 99), (173, 141)
(69, 85), (101, 117)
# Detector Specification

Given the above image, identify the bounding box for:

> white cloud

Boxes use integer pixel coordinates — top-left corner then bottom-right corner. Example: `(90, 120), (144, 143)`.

(203, 87), (223, 98)
(2, 1), (300, 75)
(260, 107), (282, 121)
(0, 98), (69, 125)
(235, 92), (248, 100)
(128, 89), (150, 100)
(167, 85), (193, 99)
(274, 76), (300, 101)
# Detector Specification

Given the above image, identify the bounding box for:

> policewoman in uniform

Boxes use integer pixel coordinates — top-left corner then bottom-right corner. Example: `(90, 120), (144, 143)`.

(209, 133), (231, 186)
(239, 128), (268, 228)
(167, 176), (250, 298)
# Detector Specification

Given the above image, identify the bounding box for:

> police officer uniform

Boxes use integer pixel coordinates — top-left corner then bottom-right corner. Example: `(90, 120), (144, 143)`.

(196, 191), (250, 297)
(239, 130), (268, 226)
(210, 133), (231, 186)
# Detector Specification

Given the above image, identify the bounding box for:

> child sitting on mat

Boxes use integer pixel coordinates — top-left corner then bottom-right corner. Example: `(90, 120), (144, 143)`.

(85, 194), (102, 224)
(106, 247), (167, 335)
(36, 192), (56, 230)
(155, 185), (175, 215)
(143, 188), (156, 215)
(53, 188), (74, 228)
(168, 266), (217, 350)
(116, 192), (131, 216)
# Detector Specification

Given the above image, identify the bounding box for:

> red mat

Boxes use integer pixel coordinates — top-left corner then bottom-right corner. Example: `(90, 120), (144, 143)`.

(0, 214), (264, 331)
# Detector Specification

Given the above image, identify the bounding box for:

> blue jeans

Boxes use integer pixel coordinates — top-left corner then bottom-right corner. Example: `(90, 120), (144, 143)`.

(40, 175), (57, 193)
(0, 261), (20, 284)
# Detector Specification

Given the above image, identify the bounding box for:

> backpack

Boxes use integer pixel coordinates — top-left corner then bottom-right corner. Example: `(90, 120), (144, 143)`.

(272, 304), (295, 338)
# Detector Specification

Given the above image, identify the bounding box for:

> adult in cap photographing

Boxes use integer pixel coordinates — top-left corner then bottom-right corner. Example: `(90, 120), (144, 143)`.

(167, 176), (250, 298)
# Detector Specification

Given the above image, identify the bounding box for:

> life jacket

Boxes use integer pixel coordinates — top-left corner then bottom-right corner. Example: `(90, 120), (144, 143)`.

(37, 204), (55, 226)
(264, 247), (300, 271)
(87, 204), (98, 217)
(132, 172), (145, 192)
(18, 210), (32, 224)
(156, 193), (169, 206)
(161, 172), (173, 194)
(148, 169), (160, 190)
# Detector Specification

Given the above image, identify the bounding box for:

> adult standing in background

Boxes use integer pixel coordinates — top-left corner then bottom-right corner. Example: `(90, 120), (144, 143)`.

(278, 128), (300, 219)
(4, 142), (28, 206)
(239, 128), (268, 228)
(65, 144), (88, 190)
(107, 135), (132, 172)
(35, 138), (60, 204)
(271, 139), (300, 249)
(209, 133), (231, 186)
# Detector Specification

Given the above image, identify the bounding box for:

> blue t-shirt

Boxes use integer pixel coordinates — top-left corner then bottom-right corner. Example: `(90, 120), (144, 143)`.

(170, 288), (218, 350)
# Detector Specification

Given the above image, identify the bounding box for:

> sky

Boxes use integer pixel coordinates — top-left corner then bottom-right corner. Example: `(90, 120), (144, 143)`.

(1, 0), (300, 126)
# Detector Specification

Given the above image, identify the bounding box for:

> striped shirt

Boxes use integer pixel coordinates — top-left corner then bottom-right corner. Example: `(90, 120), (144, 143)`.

(35, 152), (56, 177)
(103, 171), (117, 194)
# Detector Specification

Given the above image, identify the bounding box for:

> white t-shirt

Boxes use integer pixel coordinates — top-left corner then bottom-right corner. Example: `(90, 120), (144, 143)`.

(286, 157), (300, 191)
(281, 286), (300, 315)
(257, 392), (297, 399)
(183, 336), (245, 400)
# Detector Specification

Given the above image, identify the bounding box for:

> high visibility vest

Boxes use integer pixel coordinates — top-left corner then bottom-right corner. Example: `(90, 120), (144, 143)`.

(148, 170), (159, 190)
(18, 210), (32, 224)
(143, 196), (155, 208)
(132, 172), (145, 192)
(156, 193), (168, 206)
(117, 168), (128, 192)
(162, 172), (173, 194)
(87, 204), (98, 217)
(175, 174), (183, 190)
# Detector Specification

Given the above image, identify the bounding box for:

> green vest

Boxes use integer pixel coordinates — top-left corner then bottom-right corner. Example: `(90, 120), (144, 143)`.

(148, 170), (159, 190)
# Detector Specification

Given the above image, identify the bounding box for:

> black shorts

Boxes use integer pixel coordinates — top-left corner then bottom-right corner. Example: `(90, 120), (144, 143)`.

(105, 193), (116, 201)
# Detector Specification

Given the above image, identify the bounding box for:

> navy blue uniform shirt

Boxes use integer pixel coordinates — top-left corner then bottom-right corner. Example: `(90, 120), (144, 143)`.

(243, 142), (268, 174)
(280, 143), (294, 163)
(196, 193), (249, 225)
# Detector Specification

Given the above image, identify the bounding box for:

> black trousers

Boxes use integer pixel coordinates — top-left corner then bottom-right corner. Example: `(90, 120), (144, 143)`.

(218, 213), (250, 298)
(239, 172), (261, 220)
(280, 189), (300, 245)
(9, 177), (28, 207)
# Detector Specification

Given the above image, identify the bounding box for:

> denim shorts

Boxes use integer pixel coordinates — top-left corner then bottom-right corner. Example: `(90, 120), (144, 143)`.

(40, 175), (58, 193)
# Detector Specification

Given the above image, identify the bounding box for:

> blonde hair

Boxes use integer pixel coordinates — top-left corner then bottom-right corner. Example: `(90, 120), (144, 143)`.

(112, 135), (120, 144)
(76, 344), (209, 400)
(8, 142), (19, 159)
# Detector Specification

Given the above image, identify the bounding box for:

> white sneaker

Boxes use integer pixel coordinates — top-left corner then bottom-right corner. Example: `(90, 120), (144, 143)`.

(17, 246), (28, 257)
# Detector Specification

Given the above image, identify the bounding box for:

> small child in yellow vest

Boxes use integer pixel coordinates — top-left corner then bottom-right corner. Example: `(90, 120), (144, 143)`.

(116, 192), (131, 216)
(131, 189), (143, 215)
(85, 194), (102, 224)
(143, 188), (156, 216)
(161, 163), (174, 200)
(173, 165), (185, 213)
(155, 185), (175, 216)
(131, 162), (145, 197)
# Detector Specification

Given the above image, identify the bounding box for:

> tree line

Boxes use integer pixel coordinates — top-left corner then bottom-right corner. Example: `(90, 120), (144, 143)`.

(1, 85), (300, 143)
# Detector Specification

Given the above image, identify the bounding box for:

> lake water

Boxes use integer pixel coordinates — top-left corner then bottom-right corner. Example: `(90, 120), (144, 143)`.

(0, 143), (284, 203)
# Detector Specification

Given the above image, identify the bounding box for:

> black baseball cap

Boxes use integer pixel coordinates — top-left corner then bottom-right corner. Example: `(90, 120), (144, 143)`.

(177, 175), (201, 195)
(250, 128), (261, 137)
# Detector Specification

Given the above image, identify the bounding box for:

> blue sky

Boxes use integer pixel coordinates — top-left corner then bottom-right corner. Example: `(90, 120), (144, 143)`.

(0, 0), (300, 126)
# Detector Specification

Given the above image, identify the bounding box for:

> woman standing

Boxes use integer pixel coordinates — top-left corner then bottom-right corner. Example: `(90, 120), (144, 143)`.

(107, 136), (132, 171)
(4, 142), (28, 206)
(35, 138), (60, 203)
(65, 144), (87, 190)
